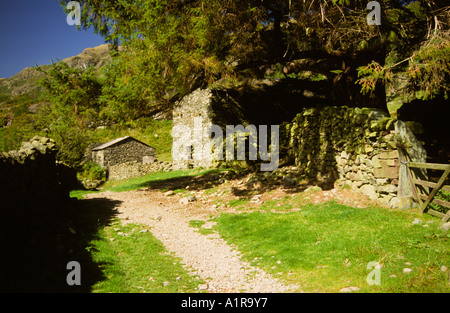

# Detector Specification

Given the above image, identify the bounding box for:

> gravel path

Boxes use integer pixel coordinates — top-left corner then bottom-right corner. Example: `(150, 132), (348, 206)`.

(84, 190), (298, 293)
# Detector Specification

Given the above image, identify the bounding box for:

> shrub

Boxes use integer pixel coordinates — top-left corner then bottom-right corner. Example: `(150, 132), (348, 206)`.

(78, 162), (107, 182)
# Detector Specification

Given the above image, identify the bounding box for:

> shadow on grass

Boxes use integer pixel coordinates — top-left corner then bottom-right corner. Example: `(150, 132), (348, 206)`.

(0, 197), (121, 293)
(106, 169), (227, 193)
(125, 167), (335, 197)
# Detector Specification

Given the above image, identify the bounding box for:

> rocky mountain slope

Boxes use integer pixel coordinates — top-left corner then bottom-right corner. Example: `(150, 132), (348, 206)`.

(0, 44), (114, 127)
(0, 44), (113, 98)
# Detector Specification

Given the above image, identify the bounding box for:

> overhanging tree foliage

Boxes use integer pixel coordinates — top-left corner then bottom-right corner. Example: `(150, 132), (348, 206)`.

(60, 0), (449, 113)
(357, 5), (450, 102)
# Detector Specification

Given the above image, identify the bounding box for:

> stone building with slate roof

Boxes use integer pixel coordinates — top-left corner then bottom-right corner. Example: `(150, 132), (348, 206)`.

(91, 136), (156, 168)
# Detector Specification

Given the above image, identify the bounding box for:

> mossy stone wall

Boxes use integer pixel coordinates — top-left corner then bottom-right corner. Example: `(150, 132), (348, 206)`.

(282, 106), (402, 207)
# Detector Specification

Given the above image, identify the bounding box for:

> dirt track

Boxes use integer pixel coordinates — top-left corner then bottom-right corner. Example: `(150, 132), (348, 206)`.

(82, 171), (377, 293)
(83, 189), (299, 293)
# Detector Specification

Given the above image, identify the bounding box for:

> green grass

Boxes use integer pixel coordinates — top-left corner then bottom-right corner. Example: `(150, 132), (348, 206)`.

(189, 220), (206, 229)
(70, 168), (224, 198)
(188, 220), (215, 236)
(105, 168), (224, 191)
(69, 168), (224, 293)
(70, 189), (99, 200)
(227, 198), (250, 208)
(258, 199), (294, 212)
(90, 220), (204, 293)
(104, 170), (195, 192)
(215, 201), (450, 293)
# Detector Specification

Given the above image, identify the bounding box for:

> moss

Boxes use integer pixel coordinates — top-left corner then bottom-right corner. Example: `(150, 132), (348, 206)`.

(370, 117), (391, 132)
(360, 107), (375, 115)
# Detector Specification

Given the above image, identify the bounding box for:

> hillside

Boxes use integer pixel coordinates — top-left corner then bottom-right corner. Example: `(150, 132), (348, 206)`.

(0, 44), (113, 99)
(0, 44), (114, 128)
(0, 43), (175, 167)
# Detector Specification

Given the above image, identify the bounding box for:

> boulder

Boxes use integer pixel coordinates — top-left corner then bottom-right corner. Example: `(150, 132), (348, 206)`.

(282, 175), (295, 186)
(179, 197), (189, 205)
(304, 186), (322, 193)
(360, 184), (378, 200)
(378, 184), (397, 194)
(187, 195), (197, 202)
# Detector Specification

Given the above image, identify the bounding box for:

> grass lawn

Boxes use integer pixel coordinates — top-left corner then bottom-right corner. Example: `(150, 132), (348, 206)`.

(89, 220), (204, 293)
(215, 201), (450, 293)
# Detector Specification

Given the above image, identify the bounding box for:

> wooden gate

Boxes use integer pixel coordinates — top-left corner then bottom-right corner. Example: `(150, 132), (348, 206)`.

(405, 161), (450, 222)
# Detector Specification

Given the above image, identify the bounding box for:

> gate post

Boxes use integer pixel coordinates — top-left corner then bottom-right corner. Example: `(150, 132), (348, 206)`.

(395, 121), (427, 209)
(397, 148), (416, 209)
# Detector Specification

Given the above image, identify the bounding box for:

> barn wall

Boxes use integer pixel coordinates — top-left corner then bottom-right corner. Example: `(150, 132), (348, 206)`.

(97, 139), (156, 168)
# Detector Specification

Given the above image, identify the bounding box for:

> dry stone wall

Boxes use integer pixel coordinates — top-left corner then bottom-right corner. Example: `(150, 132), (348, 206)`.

(108, 160), (173, 181)
(0, 136), (73, 210)
(282, 106), (408, 208)
(0, 136), (79, 290)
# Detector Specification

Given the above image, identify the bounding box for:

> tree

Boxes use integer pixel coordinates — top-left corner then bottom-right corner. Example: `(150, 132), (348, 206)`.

(357, 5), (450, 102)
(34, 62), (103, 166)
(36, 61), (103, 122)
(61, 0), (449, 112)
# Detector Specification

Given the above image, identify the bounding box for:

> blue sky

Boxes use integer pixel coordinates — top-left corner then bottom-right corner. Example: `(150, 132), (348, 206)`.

(0, 1), (106, 78)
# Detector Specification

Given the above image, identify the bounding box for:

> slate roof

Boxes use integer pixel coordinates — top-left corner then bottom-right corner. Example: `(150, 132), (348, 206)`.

(91, 136), (153, 151)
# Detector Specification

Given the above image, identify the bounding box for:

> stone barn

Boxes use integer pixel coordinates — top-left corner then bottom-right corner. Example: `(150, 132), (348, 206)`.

(91, 136), (156, 168)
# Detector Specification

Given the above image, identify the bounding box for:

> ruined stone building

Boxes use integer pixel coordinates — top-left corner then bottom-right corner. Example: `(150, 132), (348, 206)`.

(172, 81), (428, 209)
(172, 80), (309, 170)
